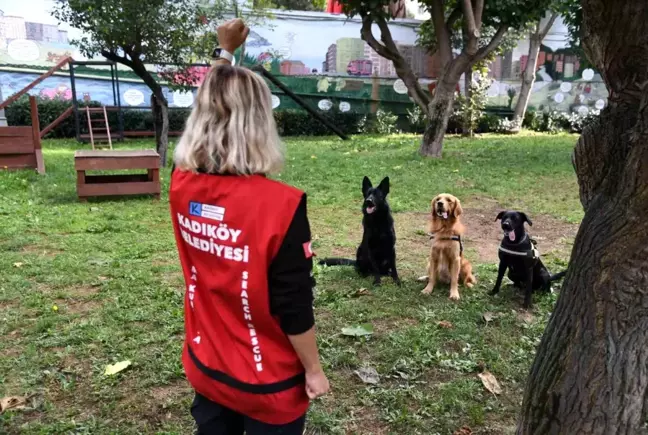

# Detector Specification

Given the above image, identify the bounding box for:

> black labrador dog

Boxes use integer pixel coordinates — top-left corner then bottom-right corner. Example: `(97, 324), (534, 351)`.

(319, 176), (400, 286)
(490, 210), (566, 308)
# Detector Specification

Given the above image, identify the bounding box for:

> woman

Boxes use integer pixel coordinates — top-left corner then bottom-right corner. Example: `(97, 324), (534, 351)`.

(170, 19), (329, 435)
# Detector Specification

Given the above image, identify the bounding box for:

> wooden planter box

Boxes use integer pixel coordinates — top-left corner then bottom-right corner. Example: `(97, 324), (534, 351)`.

(75, 150), (161, 201)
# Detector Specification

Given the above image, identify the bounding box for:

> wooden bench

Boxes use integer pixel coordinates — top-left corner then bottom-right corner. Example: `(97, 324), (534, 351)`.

(0, 96), (45, 174)
(75, 149), (160, 201)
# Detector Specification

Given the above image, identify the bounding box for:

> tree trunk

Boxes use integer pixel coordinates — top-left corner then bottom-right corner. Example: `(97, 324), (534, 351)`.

(517, 1), (648, 433)
(463, 67), (473, 137)
(155, 99), (169, 166)
(420, 78), (457, 157)
(512, 34), (541, 130)
(512, 13), (558, 131)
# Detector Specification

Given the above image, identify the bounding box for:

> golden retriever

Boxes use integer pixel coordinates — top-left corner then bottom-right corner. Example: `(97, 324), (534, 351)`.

(421, 193), (476, 300)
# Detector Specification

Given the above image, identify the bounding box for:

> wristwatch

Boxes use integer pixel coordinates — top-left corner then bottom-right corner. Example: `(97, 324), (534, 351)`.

(212, 47), (234, 64)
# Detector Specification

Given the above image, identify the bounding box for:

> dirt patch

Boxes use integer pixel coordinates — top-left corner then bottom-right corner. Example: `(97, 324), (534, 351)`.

(20, 244), (64, 257)
(394, 201), (578, 266)
(65, 286), (100, 298)
(372, 317), (419, 335)
(149, 380), (192, 402)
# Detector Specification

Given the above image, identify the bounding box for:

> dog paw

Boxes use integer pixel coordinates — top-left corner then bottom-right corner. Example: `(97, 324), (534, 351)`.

(489, 289), (499, 296)
(416, 275), (429, 282)
(421, 286), (433, 295)
(465, 282), (474, 289)
(449, 290), (460, 301)
(393, 278), (402, 286)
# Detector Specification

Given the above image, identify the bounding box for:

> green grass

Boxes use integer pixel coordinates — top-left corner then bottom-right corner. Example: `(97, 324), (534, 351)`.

(0, 133), (581, 434)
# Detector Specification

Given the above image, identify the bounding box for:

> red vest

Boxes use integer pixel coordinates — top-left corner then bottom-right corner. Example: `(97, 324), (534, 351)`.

(170, 170), (309, 424)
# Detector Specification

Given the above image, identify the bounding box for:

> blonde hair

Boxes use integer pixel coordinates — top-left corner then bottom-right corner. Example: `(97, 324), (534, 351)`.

(174, 65), (283, 175)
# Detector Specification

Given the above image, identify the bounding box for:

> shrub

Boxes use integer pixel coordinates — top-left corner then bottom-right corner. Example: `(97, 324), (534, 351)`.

(406, 105), (427, 134)
(359, 109), (399, 134)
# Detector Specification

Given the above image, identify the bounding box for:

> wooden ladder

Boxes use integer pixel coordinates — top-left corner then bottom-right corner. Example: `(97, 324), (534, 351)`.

(85, 106), (113, 150)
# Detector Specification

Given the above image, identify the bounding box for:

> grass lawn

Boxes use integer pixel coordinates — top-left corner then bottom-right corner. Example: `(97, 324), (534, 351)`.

(0, 133), (581, 434)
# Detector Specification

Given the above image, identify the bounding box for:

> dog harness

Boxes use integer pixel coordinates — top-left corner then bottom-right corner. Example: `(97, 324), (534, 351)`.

(498, 234), (540, 259)
(429, 233), (464, 254)
(169, 170), (309, 425)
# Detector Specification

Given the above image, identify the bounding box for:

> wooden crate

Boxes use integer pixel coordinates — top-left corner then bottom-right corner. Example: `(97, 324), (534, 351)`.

(75, 149), (160, 201)
(0, 97), (45, 174)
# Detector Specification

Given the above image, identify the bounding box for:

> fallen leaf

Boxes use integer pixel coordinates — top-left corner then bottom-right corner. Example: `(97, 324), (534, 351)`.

(310, 155), (317, 159)
(104, 360), (132, 376)
(353, 288), (371, 297)
(482, 312), (497, 323)
(98, 276), (109, 281)
(453, 426), (473, 435)
(89, 207), (100, 212)
(354, 366), (380, 384)
(13, 262), (24, 268)
(437, 320), (454, 329)
(517, 311), (535, 324)
(341, 324), (374, 337)
(0, 396), (28, 413)
(478, 371), (502, 395)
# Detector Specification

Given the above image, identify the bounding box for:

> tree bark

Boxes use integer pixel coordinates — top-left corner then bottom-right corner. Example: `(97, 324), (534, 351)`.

(421, 78), (458, 157)
(512, 13), (558, 130)
(463, 66), (473, 136)
(517, 1), (648, 433)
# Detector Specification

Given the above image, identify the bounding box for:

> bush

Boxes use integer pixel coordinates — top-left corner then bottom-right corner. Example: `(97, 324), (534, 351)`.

(274, 109), (364, 136)
(7, 94), (599, 138)
(406, 105), (427, 134)
(359, 109), (399, 134)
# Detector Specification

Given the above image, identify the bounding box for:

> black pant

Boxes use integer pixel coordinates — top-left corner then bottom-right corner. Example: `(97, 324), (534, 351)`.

(191, 393), (306, 435)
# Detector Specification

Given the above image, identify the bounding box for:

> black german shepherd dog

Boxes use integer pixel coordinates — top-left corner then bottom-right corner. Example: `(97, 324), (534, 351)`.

(319, 176), (400, 286)
(490, 210), (566, 308)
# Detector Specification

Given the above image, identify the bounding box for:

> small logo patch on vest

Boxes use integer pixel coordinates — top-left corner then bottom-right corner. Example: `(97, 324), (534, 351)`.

(189, 201), (225, 221)
(303, 241), (314, 258)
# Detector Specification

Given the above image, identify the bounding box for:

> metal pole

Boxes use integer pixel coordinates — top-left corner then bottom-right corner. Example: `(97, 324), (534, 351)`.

(69, 63), (81, 142)
(0, 82), (7, 126)
(114, 64), (124, 140)
(251, 66), (348, 140)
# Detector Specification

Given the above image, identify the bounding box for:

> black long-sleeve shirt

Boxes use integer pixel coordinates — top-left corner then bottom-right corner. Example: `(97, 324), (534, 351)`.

(268, 194), (316, 335)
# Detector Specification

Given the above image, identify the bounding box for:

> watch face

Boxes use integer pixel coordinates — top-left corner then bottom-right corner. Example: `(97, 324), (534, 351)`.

(212, 48), (222, 58)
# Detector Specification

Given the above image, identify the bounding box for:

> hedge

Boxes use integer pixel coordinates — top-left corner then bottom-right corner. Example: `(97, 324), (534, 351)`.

(6, 95), (599, 138)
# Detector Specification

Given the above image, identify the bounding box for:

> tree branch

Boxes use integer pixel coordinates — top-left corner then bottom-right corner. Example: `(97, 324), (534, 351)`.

(101, 50), (134, 69)
(360, 13), (430, 113)
(431, 0), (452, 63)
(445, 6), (462, 30)
(462, 0), (479, 39)
(473, 0), (484, 30)
(473, 25), (508, 63)
(539, 12), (559, 40)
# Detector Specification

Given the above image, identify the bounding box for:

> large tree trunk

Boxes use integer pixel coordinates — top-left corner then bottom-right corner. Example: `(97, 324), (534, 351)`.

(420, 78), (457, 157)
(517, 1), (648, 433)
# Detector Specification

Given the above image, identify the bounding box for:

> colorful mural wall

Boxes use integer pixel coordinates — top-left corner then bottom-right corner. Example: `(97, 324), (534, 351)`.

(0, 5), (607, 115)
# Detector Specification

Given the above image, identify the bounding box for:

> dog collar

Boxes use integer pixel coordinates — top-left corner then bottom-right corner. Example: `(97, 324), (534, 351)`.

(428, 233), (464, 254)
(498, 235), (539, 259)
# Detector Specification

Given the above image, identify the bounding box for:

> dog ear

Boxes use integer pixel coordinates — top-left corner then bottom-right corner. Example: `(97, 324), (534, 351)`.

(378, 177), (390, 196)
(495, 211), (505, 221)
(453, 198), (463, 217)
(521, 212), (533, 226)
(362, 176), (372, 196)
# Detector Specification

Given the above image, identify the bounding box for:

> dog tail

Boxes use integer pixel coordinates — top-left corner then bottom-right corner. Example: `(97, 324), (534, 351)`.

(318, 258), (356, 266)
(549, 270), (567, 281)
